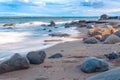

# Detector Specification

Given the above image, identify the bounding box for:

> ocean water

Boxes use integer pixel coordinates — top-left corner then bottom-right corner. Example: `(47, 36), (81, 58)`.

(0, 17), (98, 60)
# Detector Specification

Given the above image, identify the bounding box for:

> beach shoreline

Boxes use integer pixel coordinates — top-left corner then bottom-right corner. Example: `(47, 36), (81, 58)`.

(1, 18), (120, 80)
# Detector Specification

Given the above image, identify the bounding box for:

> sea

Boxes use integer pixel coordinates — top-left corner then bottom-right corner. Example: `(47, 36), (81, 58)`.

(0, 16), (98, 60)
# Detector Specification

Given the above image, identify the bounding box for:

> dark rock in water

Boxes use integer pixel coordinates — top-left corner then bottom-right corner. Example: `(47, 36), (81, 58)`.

(83, 37), (98, 44)
(87, 68), (120, 80)
(3, 24), (16, 27)
(48, 21), (56, 26)
(27, 50), (46, 64)
(0, 53), (30, 74)
(100, 34), (111, 42)
(48, 30), (52, 32)
(42, 28), (46, 30)
(48, 53), (63, 59)
(80, 57), (109, 73)
(104, 51), (119, 60)
(49, 33), (70, 37)
(114, 30), (120, 37)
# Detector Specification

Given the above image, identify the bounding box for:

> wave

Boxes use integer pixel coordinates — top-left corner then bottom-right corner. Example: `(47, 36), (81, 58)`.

(0, 20), (79, 28)
(0, 32), (31, 44)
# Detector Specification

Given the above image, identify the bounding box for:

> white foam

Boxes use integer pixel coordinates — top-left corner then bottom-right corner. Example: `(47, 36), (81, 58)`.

(0, 32), (31, 44)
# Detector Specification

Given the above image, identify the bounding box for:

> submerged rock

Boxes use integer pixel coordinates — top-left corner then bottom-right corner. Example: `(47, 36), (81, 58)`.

(27, 50), (46, 64)
(83, 37), (99, 44)
(0, 53), (30, 74)
(48, 53), (63, 59)
(87, 68), (120, 80)
(80, 57), (109, 73)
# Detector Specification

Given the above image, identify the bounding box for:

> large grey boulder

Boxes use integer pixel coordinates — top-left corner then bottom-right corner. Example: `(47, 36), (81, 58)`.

(0, 53), (30, 74)
(81, 57), (109, 73)
(104, 34), (120, 44)
(114, 30), (120, 37)
(87, 68), (120, 80)
(100, 34), (110, 42)
(27, 50), (46, 64)
(83, 37), (99, 44)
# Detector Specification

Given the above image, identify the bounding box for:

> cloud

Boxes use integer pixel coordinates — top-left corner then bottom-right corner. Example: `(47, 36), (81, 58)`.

(0, 0), (120, 16)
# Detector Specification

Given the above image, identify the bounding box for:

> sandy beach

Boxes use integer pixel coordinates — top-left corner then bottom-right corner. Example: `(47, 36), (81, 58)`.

(0, 26), (120, 80)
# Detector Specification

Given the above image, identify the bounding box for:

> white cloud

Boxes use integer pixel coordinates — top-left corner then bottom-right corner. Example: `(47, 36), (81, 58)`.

(18, 0), (29, 3)
(33, 1), (46, 6)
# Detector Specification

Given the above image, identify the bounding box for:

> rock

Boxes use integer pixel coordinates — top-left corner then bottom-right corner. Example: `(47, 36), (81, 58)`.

(49, 33), (70, 37)
(100, 14), (108, 20)
(86, 24), (95, 29)
(104, 34), (120, 44)
(80, 57), (109, 73)
(48, 21), (56, 26)
(3, 24), (16, 27)
(48, 53), (63, 59)
(104, 51), (119, 60)
(83, 37), (99, 44)
(27, 50), (46, 64)
(100, 34), (111, 42)
(88, 26), (116, 36)
(48, 30), (52, 32)
(114, 30), (120, 37)
(87, 68), (120, 80)
(0, 53), (30, 74)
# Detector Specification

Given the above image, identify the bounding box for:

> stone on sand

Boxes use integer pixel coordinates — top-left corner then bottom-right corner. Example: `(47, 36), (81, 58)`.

(114, 30), (120, 37)
(87, 68), (120, 80)
(81, 57), (109, 73)
(48, 53), (63, 59)
(83, 37), (99, 44)
(27, 50), (46, 64)
(104, 34), (120, 44)
(0, 53), (30, 74)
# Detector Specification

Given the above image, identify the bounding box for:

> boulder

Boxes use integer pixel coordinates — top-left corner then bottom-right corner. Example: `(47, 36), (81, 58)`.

(27, 50), (46, 64)
(104, 34), (120, 44)
(87, 68), (120, 80)
(100, 14), (108, 20)
(83, 37), (99, 44)
(0, 53), (30, 74)
(48, 53), (63, 59)
(86, 24), (95, 29)
(80, 57), (109, 73)
(114, 30), (120, 37)
(100, 34), (111, 42)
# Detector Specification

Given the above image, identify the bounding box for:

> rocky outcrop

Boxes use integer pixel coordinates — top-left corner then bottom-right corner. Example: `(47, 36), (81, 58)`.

(83, 37), (99, 44)
(81, 57), (109, 73)
(87, 68), (120, 80)
(27, 50), (46, 64)
(0, 53), (30, 74)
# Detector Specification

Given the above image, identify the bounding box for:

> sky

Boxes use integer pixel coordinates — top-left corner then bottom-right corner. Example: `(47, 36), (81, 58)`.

(0, 0), (120, 16)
